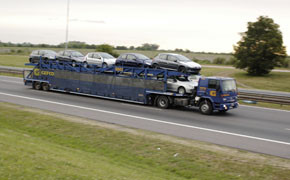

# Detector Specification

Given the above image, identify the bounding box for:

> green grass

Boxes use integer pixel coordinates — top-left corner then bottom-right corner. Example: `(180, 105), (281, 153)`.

(0, 55), (28, 68)
(0, 103), (289, 180)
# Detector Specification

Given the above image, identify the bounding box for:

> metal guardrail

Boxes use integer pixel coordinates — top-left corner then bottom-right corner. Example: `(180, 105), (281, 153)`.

(238, 89), (290, 105)
(1, 66), (290, 105)
(0, 66), (31, 75)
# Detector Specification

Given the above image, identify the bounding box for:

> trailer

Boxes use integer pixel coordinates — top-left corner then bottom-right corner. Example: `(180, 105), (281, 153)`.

(23, 59), (238, 114)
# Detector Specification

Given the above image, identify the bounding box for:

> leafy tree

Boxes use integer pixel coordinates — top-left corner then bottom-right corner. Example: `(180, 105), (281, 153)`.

(116, 46), (128, 50)
(96, 44), (119, 57)
(234, 16), (287, 75)
(136, 43), (159, 51)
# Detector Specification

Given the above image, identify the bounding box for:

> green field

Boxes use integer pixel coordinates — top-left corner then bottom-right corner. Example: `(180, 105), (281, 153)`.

(0, 102), (289, 180)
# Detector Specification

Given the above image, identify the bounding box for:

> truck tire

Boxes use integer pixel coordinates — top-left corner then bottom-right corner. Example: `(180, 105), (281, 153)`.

(199, 100), (213, 115)
(33, 81), (42, 90)
(157, 96), (169, 109)
(42, 83), (50, 91)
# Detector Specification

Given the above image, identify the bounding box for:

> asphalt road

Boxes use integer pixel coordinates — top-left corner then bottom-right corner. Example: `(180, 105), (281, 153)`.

(0, 75), (290, 158)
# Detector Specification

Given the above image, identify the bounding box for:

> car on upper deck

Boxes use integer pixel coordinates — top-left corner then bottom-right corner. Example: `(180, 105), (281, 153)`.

(29, 50), (57, 63)
(152, 53), (201, 74)
(115, 53), (152, 68)
(84, 52), (116, 68)
(56, 50), (84, 65)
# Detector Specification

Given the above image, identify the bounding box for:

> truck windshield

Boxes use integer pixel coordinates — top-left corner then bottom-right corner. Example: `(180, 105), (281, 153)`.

(222, 80), (237, 92)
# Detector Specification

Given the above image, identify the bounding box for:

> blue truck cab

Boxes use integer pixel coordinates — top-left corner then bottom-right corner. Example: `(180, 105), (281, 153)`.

(195, 77), (239, 114)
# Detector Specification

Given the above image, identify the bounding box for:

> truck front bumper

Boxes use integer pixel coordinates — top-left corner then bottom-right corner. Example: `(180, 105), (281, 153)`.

(218, 102), (239, 111)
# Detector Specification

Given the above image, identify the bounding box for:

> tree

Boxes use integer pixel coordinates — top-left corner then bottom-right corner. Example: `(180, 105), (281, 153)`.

(96, 44), (119, 57)
(136, 43), (159, 51)
(234, 16), (287, 75)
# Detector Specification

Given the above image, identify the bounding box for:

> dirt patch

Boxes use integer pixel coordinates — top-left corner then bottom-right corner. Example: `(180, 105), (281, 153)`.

(1, 102), (290, 169)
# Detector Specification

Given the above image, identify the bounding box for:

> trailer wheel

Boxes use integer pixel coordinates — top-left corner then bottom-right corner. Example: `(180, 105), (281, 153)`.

(42, 83), (50, 91)
(33, 81), (42, 90)
(199, 100), (213, 115)
(157, 96), (169, 109)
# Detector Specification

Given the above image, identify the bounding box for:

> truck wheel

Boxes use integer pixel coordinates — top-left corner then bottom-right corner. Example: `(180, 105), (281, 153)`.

(199, 100), (213, 115)
(33, 81), (42, 90)
(157, 96), (169, 109)
(42, 83), (50, 91)
(178, 87), (186, 94)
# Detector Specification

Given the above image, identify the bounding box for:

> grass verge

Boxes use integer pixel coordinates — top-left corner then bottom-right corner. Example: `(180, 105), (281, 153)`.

(0, 102), (290, 180)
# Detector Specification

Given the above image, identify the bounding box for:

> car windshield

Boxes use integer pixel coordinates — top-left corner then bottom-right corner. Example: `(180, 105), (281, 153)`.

(176, 76), (189, 82)
(99, 53), (114, 59)
(176, 55), (191, 62)
(71, 51), (84, 57)
(44, 50), (56, 54)
(135, 54), (150, 60)
(222, 79), (237, 92)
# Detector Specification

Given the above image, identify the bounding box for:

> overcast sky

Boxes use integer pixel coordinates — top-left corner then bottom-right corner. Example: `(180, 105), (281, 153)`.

(0, 0), (289, 53)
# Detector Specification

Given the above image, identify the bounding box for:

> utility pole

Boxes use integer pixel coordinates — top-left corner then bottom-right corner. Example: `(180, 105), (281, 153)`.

(65, 0), (70, 51)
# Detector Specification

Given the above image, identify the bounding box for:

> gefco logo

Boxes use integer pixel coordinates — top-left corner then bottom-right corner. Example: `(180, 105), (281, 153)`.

(115, 67), (123, 72)
(33, 69), (54, 76)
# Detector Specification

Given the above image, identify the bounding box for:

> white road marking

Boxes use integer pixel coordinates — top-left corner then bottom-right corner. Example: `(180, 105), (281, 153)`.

(0, 91), (290, 146)
(240, 105), (290, 113)
(0, 75), (22, 80)
(286, 129), (290, 131)
(0, 79), (23, 84)
(121, 103), (162, 111)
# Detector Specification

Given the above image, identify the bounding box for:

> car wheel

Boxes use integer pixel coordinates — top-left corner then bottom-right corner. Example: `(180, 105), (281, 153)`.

(178, 87), (186, 94)
(152, 64), (159, 69)
(83, 62), (88, 68)
(199, 100), (213, 115)
(102, 63), (108, 68)
(29, 58), (32, 63)
(33, 81), (42, 90)
(42, 83), (50, 91)
(178, 66), (186, 73)
(157, 96), (169, 109)
(72, 60), (76, 67)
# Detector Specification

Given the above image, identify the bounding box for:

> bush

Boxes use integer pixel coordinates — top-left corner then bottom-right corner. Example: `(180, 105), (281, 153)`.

(213, 57), (226, 64)
(193, 58), (211, 64)
(225, 57), (238, 65)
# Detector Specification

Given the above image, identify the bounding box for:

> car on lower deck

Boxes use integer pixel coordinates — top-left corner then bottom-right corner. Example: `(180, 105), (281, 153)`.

(84, 52), (116, 68)
(152, 53), (201, 74)
(115, 53), (152, 67)
(167, 76), (198, 94)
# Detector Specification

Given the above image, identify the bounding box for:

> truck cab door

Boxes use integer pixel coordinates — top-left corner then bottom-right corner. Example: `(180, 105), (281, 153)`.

(207, 79), (221, 101)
